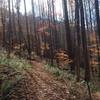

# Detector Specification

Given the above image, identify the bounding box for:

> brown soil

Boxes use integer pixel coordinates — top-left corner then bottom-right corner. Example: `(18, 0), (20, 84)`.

(1, 61), (99, 100)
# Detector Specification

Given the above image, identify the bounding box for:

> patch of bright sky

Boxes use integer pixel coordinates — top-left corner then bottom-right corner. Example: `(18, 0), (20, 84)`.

(20, 0), (63, 20)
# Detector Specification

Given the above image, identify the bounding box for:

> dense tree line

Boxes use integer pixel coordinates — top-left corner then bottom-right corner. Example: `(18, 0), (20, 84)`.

(0, 0), (100, 84)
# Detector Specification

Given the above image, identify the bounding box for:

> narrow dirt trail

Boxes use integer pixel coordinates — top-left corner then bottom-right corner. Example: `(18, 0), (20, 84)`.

(25, 61), (71, 100)
(7, 61), (85, 100)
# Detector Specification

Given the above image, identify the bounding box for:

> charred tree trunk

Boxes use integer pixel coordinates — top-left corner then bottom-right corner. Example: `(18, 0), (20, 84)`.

(8, 0), (12, 56)
(79, 0), (90, 81)
(75, 0), (81, 81)
(24, 0), (31, 59)
(31, 0), (38, 54)
(62, 0), (75, 71)
(0, 4), (6, 47)
(94, 0), (100, 78)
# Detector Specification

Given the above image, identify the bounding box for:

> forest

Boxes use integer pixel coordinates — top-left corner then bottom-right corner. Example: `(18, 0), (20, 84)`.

(0, 0), (100, 100)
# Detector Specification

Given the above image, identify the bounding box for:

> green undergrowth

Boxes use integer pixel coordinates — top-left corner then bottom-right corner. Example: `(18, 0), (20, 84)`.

(89, 81), (100, 92)
(44, 64), (88, 99)
(44, 63), (100, 92)
(44, 63), (100, 99)
(0, 50), (32, 71)
(45, 64), (75, 81)
(0, 50), (32, 99)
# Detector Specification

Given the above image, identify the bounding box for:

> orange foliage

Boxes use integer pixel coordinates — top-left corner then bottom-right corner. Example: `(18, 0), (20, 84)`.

(40, 42), (49, 50)
(55, 49), (72, 65)
(90, 33), (97, 44)
(89, 43), (100, 73)
(13, 43), (25, 50)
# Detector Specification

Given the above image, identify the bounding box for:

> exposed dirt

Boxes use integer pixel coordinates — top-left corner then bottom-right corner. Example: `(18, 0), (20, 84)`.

(1, 61), (99, 100)
(5, 61), (77, 100)
(25, 61), (71, 100)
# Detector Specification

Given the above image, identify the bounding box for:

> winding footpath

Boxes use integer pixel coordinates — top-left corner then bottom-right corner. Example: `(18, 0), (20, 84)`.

(7, 61), (99, 100)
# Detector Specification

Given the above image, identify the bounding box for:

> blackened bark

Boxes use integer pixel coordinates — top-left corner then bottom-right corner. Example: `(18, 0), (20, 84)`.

(79, 0), (90, 81)
(94, 0), (100, 78)
(62, 0), (75, 70)
(75, 0), (81, 81)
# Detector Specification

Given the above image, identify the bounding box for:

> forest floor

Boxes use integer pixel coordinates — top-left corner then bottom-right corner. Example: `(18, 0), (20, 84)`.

(0, 59), (100, 100)
(7, 60), (79, 100)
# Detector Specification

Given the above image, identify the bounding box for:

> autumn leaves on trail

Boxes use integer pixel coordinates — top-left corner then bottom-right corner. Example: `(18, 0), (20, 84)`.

(0, 0), (100, 97)
(3, 61), (87, 100)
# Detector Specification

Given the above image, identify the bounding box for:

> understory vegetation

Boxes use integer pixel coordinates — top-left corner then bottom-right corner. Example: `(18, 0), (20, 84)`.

(0, 50), (32, 99)
(0, 0), (100, 99)
(44, 63), (100, 98)
(0, 50), (99, 100)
